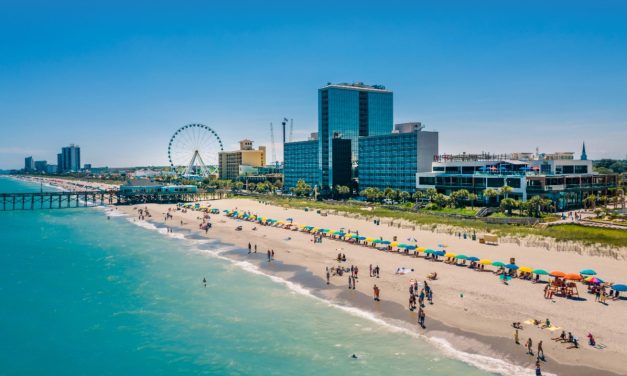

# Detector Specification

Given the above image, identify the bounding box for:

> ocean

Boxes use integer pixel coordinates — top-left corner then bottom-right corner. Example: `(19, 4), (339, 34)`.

(0, 177), (508, 375)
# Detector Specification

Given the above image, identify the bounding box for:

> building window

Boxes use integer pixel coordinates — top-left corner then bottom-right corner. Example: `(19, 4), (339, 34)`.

(419, 177), (435, 185)
(575, 165), (587, 174)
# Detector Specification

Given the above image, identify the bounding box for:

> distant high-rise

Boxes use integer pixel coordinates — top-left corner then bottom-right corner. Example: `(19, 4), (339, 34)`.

(24, 156), (34, 172)
(318, 82), (393, 189)
(580, 142), (588, 161)
(60, 144), (81, 172)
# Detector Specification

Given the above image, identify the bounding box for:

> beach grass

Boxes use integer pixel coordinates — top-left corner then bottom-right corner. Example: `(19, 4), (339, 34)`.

(240, 196), (627, 248)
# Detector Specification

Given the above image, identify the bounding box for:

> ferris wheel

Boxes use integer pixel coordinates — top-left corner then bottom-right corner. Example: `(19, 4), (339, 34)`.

(168, 124), (224, 177)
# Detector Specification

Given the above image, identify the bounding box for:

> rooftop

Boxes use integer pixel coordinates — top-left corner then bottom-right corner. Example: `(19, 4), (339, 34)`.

(320, 82), (391, 93)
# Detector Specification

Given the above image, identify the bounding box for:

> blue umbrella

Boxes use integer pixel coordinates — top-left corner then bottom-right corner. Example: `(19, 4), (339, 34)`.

(357, 236), (366, 240)
(381, 240), (391, 245)
(434, 250), (446, 257)
(467, 256), (480, 262)
(505, 264), (519, 270)
(611, 284), (627, 292)
(580, 269), (597, 276)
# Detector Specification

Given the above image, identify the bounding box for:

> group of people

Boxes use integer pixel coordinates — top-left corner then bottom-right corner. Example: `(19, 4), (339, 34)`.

(408, 281), (433, 328)
(369, 264), (381, 278)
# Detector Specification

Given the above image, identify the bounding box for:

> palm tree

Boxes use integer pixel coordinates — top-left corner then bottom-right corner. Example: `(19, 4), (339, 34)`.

(483, 188), (498, 205)
(500, 198), (518, 216)
(425, 188), (438, 202)
(412, 190), (424, 203)
(500, 185), (513, 199)
(399, 191), (410, 203)
(468, 193), (478, 209)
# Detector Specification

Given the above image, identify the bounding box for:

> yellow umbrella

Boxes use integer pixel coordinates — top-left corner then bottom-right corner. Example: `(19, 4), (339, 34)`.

(445, 252), (457, 258)
(479, 259), (492, 265)
(391, 242), (399, 247)
(519, 266), (533, 273)
(365, 237), (375, 242)
(417, 247), (426, 252)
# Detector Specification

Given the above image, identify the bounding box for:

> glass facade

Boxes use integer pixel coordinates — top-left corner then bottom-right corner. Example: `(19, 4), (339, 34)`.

(283, 140), (319, 192)
(319, 85), (393, 189)
(358, 133), (418, 192)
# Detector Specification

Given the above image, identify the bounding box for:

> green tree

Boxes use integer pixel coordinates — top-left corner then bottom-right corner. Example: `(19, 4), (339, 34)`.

(412, 190), (424, 203)
(425, 188), (438, 202)
(468, 193), (478, 209)
(290, 179), (312, 197)
(432, 193), (450, 208)
(583, 194), (596, 209)
(233, 181), (244, 191)
(336, 185), (351, 199)
(383, 188), (396, 202)
(500, 185), (513, 199)
(483, 188), (498, 205)
(500, 198), (519, 216)
(450, 189), (470, 208)
(399, 191), (410, 203)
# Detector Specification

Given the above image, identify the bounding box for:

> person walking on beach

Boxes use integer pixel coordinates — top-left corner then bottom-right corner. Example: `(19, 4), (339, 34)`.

(526, 338), (534, 356)
(348, 275), (353, 289)
(514, 329), (520, 344)
(271, 249), (275, 260)
(352, 275), (356, 290)
(535, 361), (542, 376)
(326, 270), (330, 285)
(373, 285), (380, 301)
(267, 250), (271, 262)
(418, 307), (425, 328)
(369, 264), (373, 277)
(248, 242), (251, 254)
(254, 244), (257, 253)
(537, 340), (544, 360)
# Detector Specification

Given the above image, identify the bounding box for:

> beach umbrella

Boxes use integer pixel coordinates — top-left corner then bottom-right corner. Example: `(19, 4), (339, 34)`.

(519, 266), (533, 273)
(550, 271), (566, 278)
(405, 245), (417, 250)
(456, 255), (468, 260)
(505, 264), (519, 270)
(357, 236), (366, 240)
(366, 237), (375, 242)
(445, 252), (457, 258)
(424, 249), (434, 254)
(580, 269), (597, 276)
(611, 284), (627, 292)
(533, 269), (549, 275)
(336, 232), (346, 237)
(350, 234), (359, 239)
(467, 256), (480, 262)
(390, 242), (399, 247)
(564, 274), (582, 281)
(381, 240), (391, 245)
(479, 259), (493, 265)
(417, 247), (427, 252)
(372, 239), (382, 244)
(585, 277), (604, 284)
(320, 229), (330, 233)
(434, 250), (446, 257)
(492, 261), (506, 267)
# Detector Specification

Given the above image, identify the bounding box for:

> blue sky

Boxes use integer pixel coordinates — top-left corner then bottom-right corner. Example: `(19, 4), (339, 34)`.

(1, 0), (626, 169)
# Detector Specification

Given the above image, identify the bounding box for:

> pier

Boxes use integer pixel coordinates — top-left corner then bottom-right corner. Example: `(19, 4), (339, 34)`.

(0, 190), (226, 211)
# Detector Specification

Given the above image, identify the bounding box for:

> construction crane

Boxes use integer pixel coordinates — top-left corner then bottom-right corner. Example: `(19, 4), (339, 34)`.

(270, 122), (277, 164)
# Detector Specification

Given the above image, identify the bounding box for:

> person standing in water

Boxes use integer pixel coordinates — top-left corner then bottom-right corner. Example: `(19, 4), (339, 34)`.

(248, 242), (251, 254)
(202, 278), (206, 287)
(326, 270), (330, 285)
(348, 275), (352, 289)
(373, 285), (380, 301)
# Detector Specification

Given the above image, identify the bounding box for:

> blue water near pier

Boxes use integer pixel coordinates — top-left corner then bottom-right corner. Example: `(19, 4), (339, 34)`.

(0, 177), (499, 375)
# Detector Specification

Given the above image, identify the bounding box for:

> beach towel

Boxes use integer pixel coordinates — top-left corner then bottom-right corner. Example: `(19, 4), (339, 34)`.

(395, 267), (414, 275)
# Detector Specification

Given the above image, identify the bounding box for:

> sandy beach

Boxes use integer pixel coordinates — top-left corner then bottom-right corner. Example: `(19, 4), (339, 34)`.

(11, 176), (118, 192)
(115, 198), (627, 376)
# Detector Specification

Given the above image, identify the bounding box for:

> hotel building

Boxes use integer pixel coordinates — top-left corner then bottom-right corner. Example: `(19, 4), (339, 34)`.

(218, 139), (266, 180)
(358, 123), (438, 192)
(318, 82), (393, 189)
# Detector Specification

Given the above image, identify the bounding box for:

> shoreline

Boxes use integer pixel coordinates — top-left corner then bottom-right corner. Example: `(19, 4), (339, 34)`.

(115, 199), (627, 376)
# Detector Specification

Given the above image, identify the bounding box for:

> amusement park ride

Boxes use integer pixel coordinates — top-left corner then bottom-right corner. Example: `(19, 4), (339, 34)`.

(167, 124), (224, 179)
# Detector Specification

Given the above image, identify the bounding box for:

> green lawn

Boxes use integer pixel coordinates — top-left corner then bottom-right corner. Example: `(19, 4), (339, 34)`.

(240, 195), (627, 248)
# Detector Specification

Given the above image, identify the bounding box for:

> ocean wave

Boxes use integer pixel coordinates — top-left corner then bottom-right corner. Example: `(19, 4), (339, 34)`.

(125, 216), (545, 376)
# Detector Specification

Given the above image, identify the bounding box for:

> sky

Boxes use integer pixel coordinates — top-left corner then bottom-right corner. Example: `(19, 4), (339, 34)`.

(1, 0), (626, 169)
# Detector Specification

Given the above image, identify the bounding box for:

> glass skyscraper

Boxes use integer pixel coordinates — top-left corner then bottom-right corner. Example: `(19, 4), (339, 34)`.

(283, 140), (319, 192)
(318, 83), (393, 189)
(359, 124), (439, 192)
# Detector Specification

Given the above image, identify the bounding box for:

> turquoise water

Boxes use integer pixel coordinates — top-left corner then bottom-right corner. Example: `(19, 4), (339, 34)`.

(0, 177), (498, 375)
